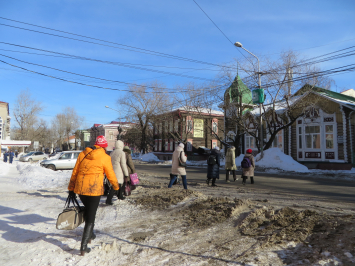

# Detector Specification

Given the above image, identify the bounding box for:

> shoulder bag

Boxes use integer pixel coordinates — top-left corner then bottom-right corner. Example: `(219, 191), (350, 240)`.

(130, 173), (139, 185)
(124, 181), (131, 196)
(56, 195), (85, 230)
(178, 151), (186, 167)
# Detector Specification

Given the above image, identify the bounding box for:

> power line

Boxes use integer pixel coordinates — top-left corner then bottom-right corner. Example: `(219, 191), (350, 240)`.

(191, 0), (254, 66)
(0, 42), (217, 82)
(0, 19), (238, 70)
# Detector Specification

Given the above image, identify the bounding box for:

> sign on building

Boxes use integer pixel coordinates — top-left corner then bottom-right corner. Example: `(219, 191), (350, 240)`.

(193, 119), (204, 138)
(33, 141), (39, 150)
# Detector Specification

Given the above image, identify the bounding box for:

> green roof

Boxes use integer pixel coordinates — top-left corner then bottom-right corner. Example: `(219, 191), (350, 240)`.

(227, 76), (252, 104)
(296, 84), (355, 103)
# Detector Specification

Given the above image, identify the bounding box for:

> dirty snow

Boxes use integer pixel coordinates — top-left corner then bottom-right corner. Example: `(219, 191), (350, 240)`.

(1, 158), (355, 265)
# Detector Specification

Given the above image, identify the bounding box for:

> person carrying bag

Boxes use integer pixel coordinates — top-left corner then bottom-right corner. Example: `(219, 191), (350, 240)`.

(168, 143), (188, 189)
(67, 135), (119, 256)
(56, 194), (85, 230)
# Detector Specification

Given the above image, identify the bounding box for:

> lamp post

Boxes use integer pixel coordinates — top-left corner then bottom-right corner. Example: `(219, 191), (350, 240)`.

(234, 42), (264, 158)
(105, 106), (124, 140)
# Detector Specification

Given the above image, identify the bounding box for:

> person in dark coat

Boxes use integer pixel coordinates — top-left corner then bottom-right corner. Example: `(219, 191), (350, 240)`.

(3, 151), (8, 163)
(206, 147), (221, 187)
(123, 146), (136, 191)
(9, 151), (14, 164)
(15, 151), (18, 158)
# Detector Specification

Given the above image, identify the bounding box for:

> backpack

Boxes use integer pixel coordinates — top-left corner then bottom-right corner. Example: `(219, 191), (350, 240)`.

(208, 155), (217, 165)
(241, 156), (252, 168)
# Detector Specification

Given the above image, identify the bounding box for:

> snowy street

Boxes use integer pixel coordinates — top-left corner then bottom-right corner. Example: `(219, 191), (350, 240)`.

(1, 157), (355, 265)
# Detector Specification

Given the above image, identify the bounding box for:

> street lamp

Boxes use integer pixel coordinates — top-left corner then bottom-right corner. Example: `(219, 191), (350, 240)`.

(105, 106), (123, 140)
(234, 42), (264, 158)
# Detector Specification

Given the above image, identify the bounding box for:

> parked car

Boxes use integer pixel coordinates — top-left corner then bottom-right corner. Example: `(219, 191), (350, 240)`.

(19, 151), (48, 162)
(40, 151), (82, 171)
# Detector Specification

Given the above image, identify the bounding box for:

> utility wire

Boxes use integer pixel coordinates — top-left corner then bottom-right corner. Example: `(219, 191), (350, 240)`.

(0, 21), (238, 70)
(191, 0), (254, 66)
(0, 42), (216, 82)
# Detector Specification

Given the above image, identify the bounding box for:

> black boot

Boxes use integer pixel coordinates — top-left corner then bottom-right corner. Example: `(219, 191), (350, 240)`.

(242, 176), (247, 185)
(250, 176), (254, 184)
(80, 223), (94, 256)
(211, 178), (217, 187)
(118, 184), (126, 200)
(206, 178), (210, 186)
(226, 172), (230, 183)
(106, 189), (115, 205)
(233, 170), (238, 181)
(88, 224), (96, 244)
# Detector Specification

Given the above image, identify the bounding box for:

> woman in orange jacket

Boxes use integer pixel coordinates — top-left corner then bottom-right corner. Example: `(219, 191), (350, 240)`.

(68, 135), (119, 256)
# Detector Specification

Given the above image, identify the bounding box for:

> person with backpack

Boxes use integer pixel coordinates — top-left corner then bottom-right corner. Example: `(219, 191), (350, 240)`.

(241, 149), (255, 185)
(225, 146), (237, 182)
(206, 146), (221, 187)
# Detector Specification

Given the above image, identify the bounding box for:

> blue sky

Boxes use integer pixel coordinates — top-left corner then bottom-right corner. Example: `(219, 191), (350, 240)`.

(1, 0), (354, 129)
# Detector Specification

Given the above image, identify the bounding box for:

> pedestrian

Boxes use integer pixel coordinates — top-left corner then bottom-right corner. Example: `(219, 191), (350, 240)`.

(67, 135), (119, 256)
(225, 146), (237, 182)
(206, 146), (221, 187)
(106, 140), (129, 204)
(9, 150), (14, 164)
(15, 151), (18, 158)
(168, 143), (187, 189)
(123, 146), (137, 191)
(241, 149), (255, 185)
(3, 151), (8, 163)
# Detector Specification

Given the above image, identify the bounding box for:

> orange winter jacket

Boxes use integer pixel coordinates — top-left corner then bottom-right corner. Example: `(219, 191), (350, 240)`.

(68, 145), (119, 196)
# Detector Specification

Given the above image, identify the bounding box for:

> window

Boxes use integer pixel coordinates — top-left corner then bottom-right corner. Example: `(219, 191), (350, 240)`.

(109, 131), (114, 140)
(187, 139), (193, 151)
(61, 153), (72, 159)
(211, 140), (217, 149)
(305, 126), (320, 149)
(325, 125), (334, 149)
(159, 123), (162, 134)
(169, 120), (173, 132)
(174, 120), (179, 131)
(245, 133), (255, 149)
(164, 140), (168, 151)
(159, 140), (162, 151)
(298, 127), (302, 149)
(212, 120), (218, 134)
(187, 119), (193, 133)
(154, 140), (158, 151)
(170, 139), (173, 151)
(268, 130), (283, 151)
(73, 152), (80, 159)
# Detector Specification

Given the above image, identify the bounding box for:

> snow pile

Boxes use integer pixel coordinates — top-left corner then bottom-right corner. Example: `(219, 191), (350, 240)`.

(255, 148), (310, 173)
(0, 161), (11, 176)
(138, 153), (161, 162)
(16, 162), (71, 189)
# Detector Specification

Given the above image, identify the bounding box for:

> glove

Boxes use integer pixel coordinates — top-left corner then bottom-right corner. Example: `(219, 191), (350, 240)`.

(68, 190), (76, 198)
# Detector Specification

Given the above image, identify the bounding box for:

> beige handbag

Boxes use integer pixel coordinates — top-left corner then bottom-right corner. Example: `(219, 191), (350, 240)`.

(56, 196), (85, 230)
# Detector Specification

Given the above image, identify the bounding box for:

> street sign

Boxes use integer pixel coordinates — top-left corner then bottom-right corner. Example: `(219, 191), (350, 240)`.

(252, 89), (265, 104)
(34, 141), (39, 150)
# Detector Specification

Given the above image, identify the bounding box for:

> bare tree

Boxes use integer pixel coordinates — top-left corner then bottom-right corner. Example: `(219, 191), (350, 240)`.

(118, 82), (172, 153)
(51, 107), (84, 150)
(12, 89), (44, 142)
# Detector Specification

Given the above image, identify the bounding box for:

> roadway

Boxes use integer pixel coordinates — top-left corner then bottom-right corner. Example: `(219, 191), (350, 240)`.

(135, 164), (355, 204)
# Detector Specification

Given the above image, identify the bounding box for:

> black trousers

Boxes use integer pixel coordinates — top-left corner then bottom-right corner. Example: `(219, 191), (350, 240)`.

(79, 195), (101, 224)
